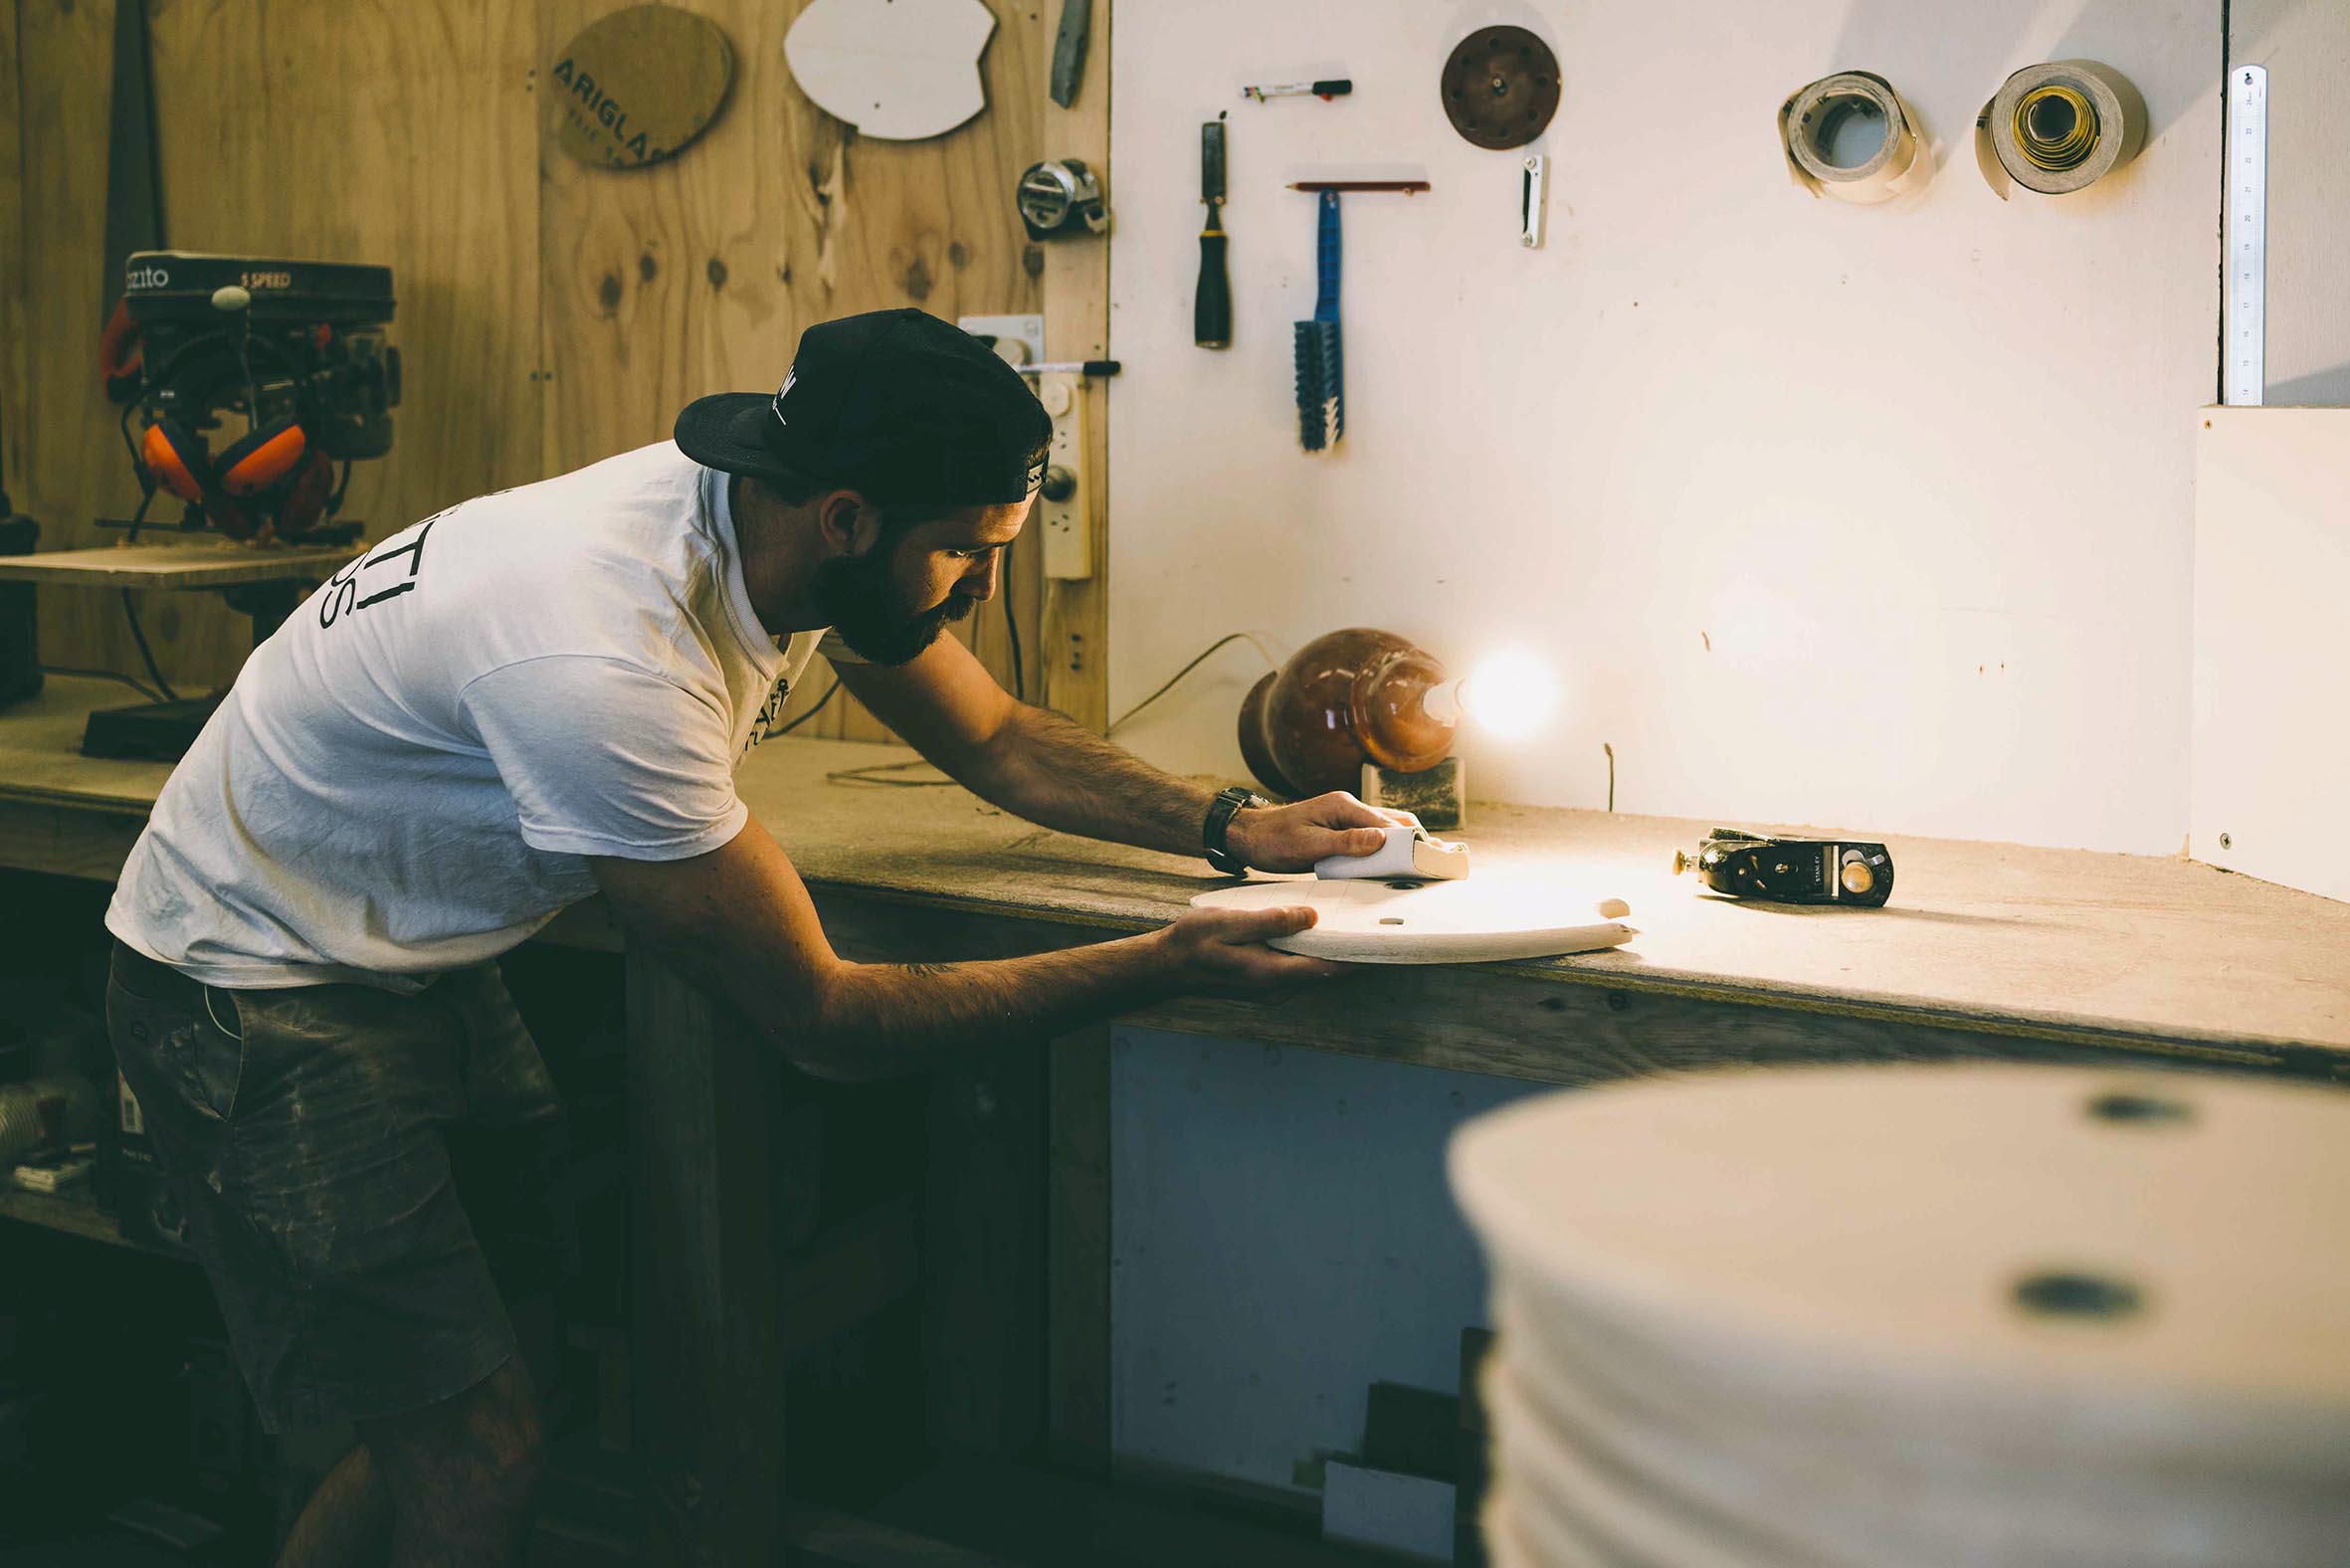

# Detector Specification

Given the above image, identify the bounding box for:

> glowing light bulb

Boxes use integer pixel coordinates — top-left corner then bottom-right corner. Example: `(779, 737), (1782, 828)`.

(1460, 650), (1557, 740)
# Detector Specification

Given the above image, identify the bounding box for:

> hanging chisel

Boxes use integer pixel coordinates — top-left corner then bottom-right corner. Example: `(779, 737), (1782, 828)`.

(1048, 0), (1090, 109)
(1195, 120), (1232, 348)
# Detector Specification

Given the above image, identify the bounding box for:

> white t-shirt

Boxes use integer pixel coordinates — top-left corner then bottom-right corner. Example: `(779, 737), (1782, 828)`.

(107, 441), (849, 991)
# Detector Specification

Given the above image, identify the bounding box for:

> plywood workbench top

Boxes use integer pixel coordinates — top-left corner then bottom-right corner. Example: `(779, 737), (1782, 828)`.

(0, 540), (358, 589)
(3, 678), (2345, 1067)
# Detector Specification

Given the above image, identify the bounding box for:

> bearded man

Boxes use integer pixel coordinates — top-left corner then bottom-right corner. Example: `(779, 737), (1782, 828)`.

(102, 308), (1400, 1566)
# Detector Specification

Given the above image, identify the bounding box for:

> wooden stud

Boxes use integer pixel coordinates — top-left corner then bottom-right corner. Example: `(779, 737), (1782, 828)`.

(625, 950), (790, 1565)
(0, 0), (25, 518)
(1047, 1024), (1113, 1471)
(922, 1038), (1050, 1457)
(1038, 0), (1111, 729)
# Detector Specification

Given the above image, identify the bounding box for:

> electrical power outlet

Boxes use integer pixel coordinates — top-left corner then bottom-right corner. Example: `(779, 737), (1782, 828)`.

(1037, 371), (1089, 579)
(956, 313), (1046, 368)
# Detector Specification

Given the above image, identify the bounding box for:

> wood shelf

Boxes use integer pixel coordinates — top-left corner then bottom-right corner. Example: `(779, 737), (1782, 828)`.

(0, 1181), (188, 1261)
(0, 541), (356, 589)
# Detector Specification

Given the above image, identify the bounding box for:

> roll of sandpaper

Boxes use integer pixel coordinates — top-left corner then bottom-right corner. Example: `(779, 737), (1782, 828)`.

(1777, 71), (1932, 204)
(1974, 60), (2147, 198)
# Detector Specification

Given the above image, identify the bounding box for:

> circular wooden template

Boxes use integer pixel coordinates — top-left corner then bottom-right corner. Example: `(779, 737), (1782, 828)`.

(549, 5), (734, 170)
(1189, 875), (1632, 965)
(1441, 26), (1562, 150)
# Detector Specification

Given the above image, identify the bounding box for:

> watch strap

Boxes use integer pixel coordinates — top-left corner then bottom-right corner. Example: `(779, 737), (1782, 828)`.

(1203, 785), (1267, 875)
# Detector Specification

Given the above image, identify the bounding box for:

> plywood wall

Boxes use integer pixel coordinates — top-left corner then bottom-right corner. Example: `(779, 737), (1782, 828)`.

(534, 0), (1059, 739)
(3, 0), (1094, 740)
(0, 1), (26, 520)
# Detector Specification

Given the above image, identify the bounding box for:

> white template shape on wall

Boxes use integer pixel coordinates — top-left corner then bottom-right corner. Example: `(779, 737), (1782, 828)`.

(784, 0), (996, 140)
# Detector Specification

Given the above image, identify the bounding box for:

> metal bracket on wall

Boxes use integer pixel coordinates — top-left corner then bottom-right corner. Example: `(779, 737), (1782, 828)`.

(1035, 371), (1090, 580)
(959, 313), (1048, 369)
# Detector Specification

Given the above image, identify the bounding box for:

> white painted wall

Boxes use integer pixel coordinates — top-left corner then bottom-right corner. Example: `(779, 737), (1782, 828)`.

(1107, 0), (2223, 855)
(1109, 1027), (1541, 1496)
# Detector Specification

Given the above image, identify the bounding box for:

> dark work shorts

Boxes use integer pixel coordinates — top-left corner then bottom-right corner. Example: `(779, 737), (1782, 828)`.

(105, 942), (574, 1433)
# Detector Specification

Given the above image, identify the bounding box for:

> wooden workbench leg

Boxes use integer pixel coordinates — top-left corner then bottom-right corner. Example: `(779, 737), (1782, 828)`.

(627, 950), (789, 1565)
(1047, 1025), (1112, 1474)
(923, 1038), (1050, 1457)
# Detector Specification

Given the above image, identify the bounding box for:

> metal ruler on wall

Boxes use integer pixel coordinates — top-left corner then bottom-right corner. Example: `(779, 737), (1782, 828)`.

(2224, 64), (2267, 408)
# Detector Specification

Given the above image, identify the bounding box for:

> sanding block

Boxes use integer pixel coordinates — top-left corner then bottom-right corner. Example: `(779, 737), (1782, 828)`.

(1316, 825), (1469, 882)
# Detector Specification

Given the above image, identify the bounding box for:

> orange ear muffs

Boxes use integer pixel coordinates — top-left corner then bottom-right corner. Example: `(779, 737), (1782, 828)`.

(99, 297), (146, 403)
(275, 448), (336, 538)
(137, 417), (261, 539)
(217, 418), (308, 496)
(139, 419), (211, 504)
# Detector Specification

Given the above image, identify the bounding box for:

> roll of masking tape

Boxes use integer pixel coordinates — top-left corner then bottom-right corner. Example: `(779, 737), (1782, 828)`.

(1778, 71), (1933, 204)
(1974, 60), (2146, 198)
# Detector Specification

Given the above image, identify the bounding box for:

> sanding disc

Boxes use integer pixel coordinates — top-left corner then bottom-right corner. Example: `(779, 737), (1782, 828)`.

(1190, 874), (1632, 965)
(548, 5), (735, 170)
(1441, 26), (1561, 150)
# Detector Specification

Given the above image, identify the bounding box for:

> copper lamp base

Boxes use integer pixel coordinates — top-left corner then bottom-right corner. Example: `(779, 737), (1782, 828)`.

(1236, 628), (1460, 800)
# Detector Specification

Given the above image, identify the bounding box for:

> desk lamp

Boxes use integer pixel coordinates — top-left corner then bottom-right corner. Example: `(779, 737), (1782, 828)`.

(1236, 629), (1554, 828)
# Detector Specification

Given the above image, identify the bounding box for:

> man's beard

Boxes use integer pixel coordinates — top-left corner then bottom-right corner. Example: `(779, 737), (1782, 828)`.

(812, 545), (974, 666)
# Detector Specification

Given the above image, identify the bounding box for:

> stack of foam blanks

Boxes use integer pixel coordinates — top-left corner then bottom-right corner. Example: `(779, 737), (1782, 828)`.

(1446, 1064), (2350, 1567)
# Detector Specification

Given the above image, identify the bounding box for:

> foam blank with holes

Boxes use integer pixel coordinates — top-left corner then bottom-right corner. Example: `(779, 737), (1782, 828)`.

(1189, 874), (1632, 964)
(1450, 1064), (2350, 1566)
(782, 0), (995, 141)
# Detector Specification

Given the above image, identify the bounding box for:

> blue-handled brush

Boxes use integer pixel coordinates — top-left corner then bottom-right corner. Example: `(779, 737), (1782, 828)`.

(1294, 190), (1343, 451)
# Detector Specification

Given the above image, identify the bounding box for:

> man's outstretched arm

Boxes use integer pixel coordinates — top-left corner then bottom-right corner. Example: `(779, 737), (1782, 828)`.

(835, 633), (1413, 872)
(590, 813), (1333, 1081)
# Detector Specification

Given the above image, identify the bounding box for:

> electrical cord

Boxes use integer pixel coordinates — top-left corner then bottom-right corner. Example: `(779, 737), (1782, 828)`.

(114, 397), (143, 474)
(40, 665), (164, 703)
(118, 589), (180, 702)
(827, 758), (953, 787)
(787, 534), (1023, 745)
(125, 485), (157, 539)
(773, 678), (842, 738)
(1002, 562), (1026, 702)
(115, 402), (163, 542)
(1107, 631), (1279, 735)
(819, 630), (1283, 790)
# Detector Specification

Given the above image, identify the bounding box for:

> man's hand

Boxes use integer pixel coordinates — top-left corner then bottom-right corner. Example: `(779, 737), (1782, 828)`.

(1155, 904), (1343, 994)
(1227, 792), (1420, 875)
(594, 818), (1347, 1080)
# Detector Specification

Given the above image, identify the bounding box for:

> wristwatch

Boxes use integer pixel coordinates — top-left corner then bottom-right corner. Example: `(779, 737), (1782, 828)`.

(1203, 785), (1269, 876)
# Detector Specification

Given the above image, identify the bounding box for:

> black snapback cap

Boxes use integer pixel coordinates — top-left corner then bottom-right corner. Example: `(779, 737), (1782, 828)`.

(675, 308), (1051, 506)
